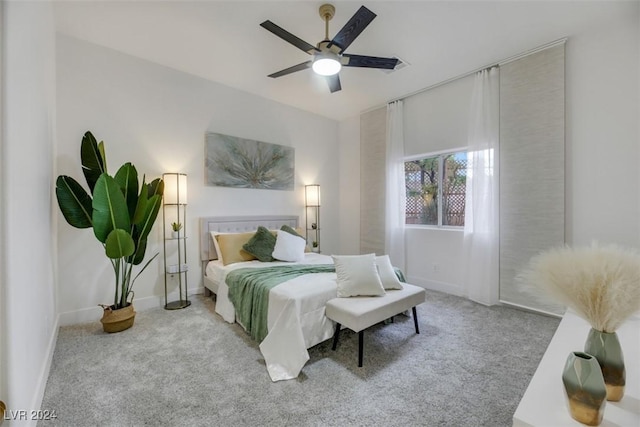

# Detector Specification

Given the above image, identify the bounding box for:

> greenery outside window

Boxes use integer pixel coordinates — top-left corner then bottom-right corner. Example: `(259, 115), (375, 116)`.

(405, 151), (468, 227)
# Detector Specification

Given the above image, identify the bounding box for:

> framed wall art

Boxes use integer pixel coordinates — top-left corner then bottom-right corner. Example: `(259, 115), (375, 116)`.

(205, 132), (294, 191)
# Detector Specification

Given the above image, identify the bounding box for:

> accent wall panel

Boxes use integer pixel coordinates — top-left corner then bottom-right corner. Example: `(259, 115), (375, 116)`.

(360, 107), (387, 255)
(499, 43), (566, 315)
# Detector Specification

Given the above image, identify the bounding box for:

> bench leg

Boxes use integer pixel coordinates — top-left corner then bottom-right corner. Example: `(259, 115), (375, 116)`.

(412, 306), (420, 334)
(331, 322), (341, 350)
(358, 330), (364, 367)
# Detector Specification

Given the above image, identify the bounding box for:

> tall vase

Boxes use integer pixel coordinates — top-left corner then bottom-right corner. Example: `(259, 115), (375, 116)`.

(562, 351), (607, 426)
(584, 328), (625, 401)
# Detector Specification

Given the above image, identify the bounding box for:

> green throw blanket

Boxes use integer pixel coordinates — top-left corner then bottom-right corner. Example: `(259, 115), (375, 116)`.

(226, 265), (336, 343)
(226, 264), (407, 343)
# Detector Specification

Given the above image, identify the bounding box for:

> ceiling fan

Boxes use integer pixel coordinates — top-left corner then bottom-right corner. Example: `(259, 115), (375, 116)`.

(260, 4), (398, 93)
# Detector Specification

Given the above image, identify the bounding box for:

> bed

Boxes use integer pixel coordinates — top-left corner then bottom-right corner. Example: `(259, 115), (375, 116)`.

(199, 215), (339, 381)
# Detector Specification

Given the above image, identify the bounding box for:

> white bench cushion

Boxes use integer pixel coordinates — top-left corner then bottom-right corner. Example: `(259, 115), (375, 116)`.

(325, 283), (426, 333)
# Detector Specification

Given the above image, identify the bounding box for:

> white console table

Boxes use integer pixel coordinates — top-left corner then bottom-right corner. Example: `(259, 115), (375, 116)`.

(513, 310), (639, 426)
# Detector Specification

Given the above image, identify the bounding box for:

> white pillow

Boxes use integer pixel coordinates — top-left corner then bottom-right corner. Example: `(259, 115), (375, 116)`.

(272, 229), (306, 262)
(332, 254), (386, 297)
(376, 255), (404, 290)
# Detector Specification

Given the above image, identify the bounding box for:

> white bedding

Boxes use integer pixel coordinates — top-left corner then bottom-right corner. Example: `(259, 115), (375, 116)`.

(206, 253), (338, 381)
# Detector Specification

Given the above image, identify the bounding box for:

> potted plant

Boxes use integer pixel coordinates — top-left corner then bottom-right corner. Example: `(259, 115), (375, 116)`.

(171, 222), (183, 238)
(519, 243), (640, 402)
(56, 131), (164, 333)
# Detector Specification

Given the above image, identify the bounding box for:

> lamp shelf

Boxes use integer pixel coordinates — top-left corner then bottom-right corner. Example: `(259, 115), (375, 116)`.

(166, 263), (189, 274)
(162, 172), (189, 310)
(305, 184), (321, 254)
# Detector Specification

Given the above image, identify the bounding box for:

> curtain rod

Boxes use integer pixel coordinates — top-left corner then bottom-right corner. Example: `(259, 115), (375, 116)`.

(363, 37), (567, 113)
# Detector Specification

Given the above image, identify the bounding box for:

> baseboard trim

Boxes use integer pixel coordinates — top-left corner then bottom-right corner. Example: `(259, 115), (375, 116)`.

(499, 299), (563, 318)
(58, 288), (206, 327)
(190, 286), (205, 295)
(58, 295), (167, 326)
(405, 275), (465, 297)
(30, 314), (60, 425)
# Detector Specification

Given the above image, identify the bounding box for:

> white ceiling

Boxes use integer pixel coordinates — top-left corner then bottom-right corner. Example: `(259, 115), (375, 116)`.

(53, 0), (627, 121)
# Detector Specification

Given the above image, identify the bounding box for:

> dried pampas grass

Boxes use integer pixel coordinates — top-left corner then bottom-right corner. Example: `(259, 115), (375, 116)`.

(519, 243), (640, 332)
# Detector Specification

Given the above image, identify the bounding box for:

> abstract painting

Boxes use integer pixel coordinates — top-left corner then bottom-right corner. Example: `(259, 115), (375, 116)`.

(205, 133), (295, 190)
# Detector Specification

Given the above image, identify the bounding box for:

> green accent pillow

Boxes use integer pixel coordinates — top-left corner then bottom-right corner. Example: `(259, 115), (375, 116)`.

(280, 225), (303, 239)
(242, 226), (277, 262)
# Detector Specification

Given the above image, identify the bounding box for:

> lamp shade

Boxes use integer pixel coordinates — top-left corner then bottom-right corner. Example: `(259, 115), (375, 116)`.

(163, 173), (187, 205)
(305, 184), (320, 207)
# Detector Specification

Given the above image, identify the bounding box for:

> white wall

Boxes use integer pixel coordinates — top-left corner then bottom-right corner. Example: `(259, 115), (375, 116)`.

(340, 2), (639, 297)
(565, 9), (639, 247)
(338, 115), (360, 254)
(56, 35), (340, 324)
(405, 228), (466, 296)
(1, 0), (58, 423)
(0, 0), (5, 411)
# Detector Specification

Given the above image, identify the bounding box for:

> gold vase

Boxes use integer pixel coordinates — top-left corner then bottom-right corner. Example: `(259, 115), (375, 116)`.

(562, 351), (607, 426)
(584, 328), (625, 401)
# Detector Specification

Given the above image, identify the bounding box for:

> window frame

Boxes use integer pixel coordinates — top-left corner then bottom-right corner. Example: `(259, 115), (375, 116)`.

(404, 147), (468, 230)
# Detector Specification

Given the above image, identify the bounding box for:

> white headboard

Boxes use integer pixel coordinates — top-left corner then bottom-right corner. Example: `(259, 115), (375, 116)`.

(200, 215), (299, 262)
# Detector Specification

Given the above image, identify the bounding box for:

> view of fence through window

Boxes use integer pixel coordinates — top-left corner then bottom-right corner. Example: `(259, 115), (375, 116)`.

(405, 152), (468, 226)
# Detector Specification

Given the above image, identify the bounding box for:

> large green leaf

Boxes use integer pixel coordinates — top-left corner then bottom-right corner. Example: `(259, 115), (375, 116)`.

(138, 194), (162, 240)
(97, 140), (107, 174)
(131, 237), (148, 265)
(129, 176), (164, 263)
(81, 131), (106, 193)
(114, 163), (139, 220)
(132, 177), (163, 226)
(147, 177), (164, 198)
(132, 178), (149, 225)
(132, 185), (148, 225)
(130, 194), (162, 265)
(55, 175), (93, 228)
(92, 174), (131, 243)
(105, 229), (135, 259)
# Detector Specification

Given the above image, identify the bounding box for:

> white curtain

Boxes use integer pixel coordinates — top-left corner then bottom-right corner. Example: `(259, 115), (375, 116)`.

(464, 67), (500, 305)
(385, 100), (406, 271)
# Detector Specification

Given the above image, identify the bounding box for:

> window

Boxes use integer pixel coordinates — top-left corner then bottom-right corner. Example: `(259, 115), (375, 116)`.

(405, 151), (468, 227)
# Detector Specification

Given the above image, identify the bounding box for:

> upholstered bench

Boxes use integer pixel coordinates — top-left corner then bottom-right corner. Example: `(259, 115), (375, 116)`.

(325, 283), (426, 367)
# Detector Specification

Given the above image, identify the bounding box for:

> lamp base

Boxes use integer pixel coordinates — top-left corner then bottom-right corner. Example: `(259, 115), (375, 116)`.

(164, 300), (191, 310)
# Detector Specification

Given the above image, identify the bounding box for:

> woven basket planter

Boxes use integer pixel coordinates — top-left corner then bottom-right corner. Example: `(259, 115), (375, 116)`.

(100, 304), (136, 333)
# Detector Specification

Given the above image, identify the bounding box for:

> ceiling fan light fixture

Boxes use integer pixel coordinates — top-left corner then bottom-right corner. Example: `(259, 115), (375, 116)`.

(262, 5), (395, 92)
(312, 54), (342, 76)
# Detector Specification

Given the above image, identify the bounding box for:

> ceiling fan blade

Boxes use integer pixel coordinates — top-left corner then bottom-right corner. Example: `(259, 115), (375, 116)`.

(260, 20), (319, 55)
(268, 61), (312, 78)
(343, 54), (399, 70)
(328, 6), (376, 53)
(326, 74), (342, 93)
